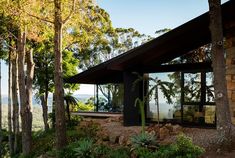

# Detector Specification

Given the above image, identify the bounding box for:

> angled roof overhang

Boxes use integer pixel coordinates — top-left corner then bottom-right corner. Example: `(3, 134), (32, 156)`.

(66, 0), (235, 84)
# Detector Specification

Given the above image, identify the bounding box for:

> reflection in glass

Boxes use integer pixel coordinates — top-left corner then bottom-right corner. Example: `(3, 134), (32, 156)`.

(206, 72), (214, 102)
(184, 73), (201, 102)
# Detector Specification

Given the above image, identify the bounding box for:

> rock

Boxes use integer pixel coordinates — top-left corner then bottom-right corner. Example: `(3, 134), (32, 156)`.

(165, 123), (173, 132)
(118, 135), (126, 145)
(159, 126), (170, 140)
(100, 131), (109, 141)
(172, 125), (183, 134)
(109, 134), (119, 144)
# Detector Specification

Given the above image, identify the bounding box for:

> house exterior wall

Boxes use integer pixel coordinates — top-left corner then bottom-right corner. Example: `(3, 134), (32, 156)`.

(226, 36), (235, 124)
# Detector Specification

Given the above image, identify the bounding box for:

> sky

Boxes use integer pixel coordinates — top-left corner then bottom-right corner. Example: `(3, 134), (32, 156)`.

(0, 0), (229, 96)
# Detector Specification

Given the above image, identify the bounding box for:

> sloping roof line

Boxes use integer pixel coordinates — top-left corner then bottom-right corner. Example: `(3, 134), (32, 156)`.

(66, 0), (235, 84)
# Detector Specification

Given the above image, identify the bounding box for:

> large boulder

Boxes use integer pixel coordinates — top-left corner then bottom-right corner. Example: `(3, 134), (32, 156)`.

(164, 123), (173, 132)
(159, 126), (170, 140)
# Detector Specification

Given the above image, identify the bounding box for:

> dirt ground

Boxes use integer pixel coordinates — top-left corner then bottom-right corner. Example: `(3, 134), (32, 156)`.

(83, 117), (235, 158)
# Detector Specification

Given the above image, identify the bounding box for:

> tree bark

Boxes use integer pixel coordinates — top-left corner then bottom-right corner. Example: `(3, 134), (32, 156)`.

(40, 94), (49, 131)
(12, 48), (20, 154)
(8, 47), (13, 155)
(208, 0), (233, 146)
(54, 0), (67, 150)
(18, 28), (33, 155)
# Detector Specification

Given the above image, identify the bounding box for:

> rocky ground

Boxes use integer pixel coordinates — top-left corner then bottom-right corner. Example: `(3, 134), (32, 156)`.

(81, 116), (235, 158)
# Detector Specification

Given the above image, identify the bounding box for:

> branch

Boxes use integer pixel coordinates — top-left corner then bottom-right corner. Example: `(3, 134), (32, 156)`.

(63, 0), (76, 24)
(26, 12), (53, 24)
(7, 30), (18, 40)
(0, 37), (17, 51)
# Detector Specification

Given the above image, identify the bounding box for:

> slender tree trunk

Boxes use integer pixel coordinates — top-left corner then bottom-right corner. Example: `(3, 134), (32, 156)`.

(18, 28), (33, 155)
(25, 48), (35, 153)
(12, 50), (20, 154)
(65, 99), (71, 124)
(155, 86), (160, 127)
(208, 0), (233, 146)
(0, 59), (2, 157)
(8, 48), (13, 155)
(40, 94), (49, 131)
(54, 0), (67, 149)
(52, 93), (56, 129)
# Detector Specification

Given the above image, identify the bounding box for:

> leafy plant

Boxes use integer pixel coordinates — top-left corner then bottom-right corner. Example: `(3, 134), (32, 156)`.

(135, 98), (146, 133)
(131, 132), (157, 149)
(57, 141), (81, 158)
(154, 134), (205, 158)
(77, 121), (100, 139)
(107, 147), (130, 158)
(134, 147), (156, 158)
(94, 144), (111, 157)
(74, 138), (94, 158)
(173, 134), (205, 158)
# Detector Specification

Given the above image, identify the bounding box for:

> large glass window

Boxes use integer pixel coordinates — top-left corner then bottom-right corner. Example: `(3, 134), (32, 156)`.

(147, 73), (178, 122)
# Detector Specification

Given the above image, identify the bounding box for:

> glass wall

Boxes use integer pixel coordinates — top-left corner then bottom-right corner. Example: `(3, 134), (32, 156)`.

(147, 71), (215, 126)
(147, 72), (179, 122)
(95, 84), (124, 112)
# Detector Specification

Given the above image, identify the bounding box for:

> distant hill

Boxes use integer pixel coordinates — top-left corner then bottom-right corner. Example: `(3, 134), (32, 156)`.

(1, 94), (94, 106)
(1, 104), (44, 131)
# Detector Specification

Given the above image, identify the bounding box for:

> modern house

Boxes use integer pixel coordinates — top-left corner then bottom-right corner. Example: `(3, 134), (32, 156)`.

(66, 1), (235, 127)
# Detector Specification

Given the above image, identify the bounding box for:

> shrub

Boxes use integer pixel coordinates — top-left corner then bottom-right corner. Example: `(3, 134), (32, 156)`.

(173, 134), (205, 158)
(31, 129), (55, 157)
(56, 141), (81, 158)
(94, 144), (111, 157)
(131, 132), (157, 149)
(73, 138), (94, 158)
(107, 147), (130, 158)
(134, 147), (156, 158)
(77, 121), (100, 139)
(154, 134), (205, 158)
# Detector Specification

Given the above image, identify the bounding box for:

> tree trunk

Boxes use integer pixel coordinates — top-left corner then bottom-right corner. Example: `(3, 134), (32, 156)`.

(208, 0), (233, 146)
(155, 86), (160, 127)
(0, 59), (2, 157)
(65, 99), (71, 124)
(12, 49), (20, 154)
(18, 28), (33, 155)
(52, 93), (56, 129)
(25, 48), (34, 153)
(40, 94), (49, 131)
(8, 47), (13, 155)
(54, 0), (67, 149)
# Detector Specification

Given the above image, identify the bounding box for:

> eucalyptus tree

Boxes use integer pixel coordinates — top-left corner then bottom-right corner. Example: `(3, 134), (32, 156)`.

(0, 0), (49, 155)
(25, 0), (113, 149)
(208, 0), (233, 147)
(0, 13), (19, 155)
(33, 40), (79, 131)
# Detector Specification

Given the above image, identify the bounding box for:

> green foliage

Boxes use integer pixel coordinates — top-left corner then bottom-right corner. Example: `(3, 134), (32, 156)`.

(131, 132), (157, 149)
(31, 129), (56, 157)
(132, 134), (204, 158)
(93, 144), (111, 157)
(172, 134), (205, 158)
(56, 141), (86, 158)
(76, 121), (100, 139)
(134, 98), (146, 133)
(107, 147), (130, 158)
(75, 101), (95, 111)
(134, 147), (156, 158)
(73, 138), (94, 158)
(156, 135), (205, 158)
